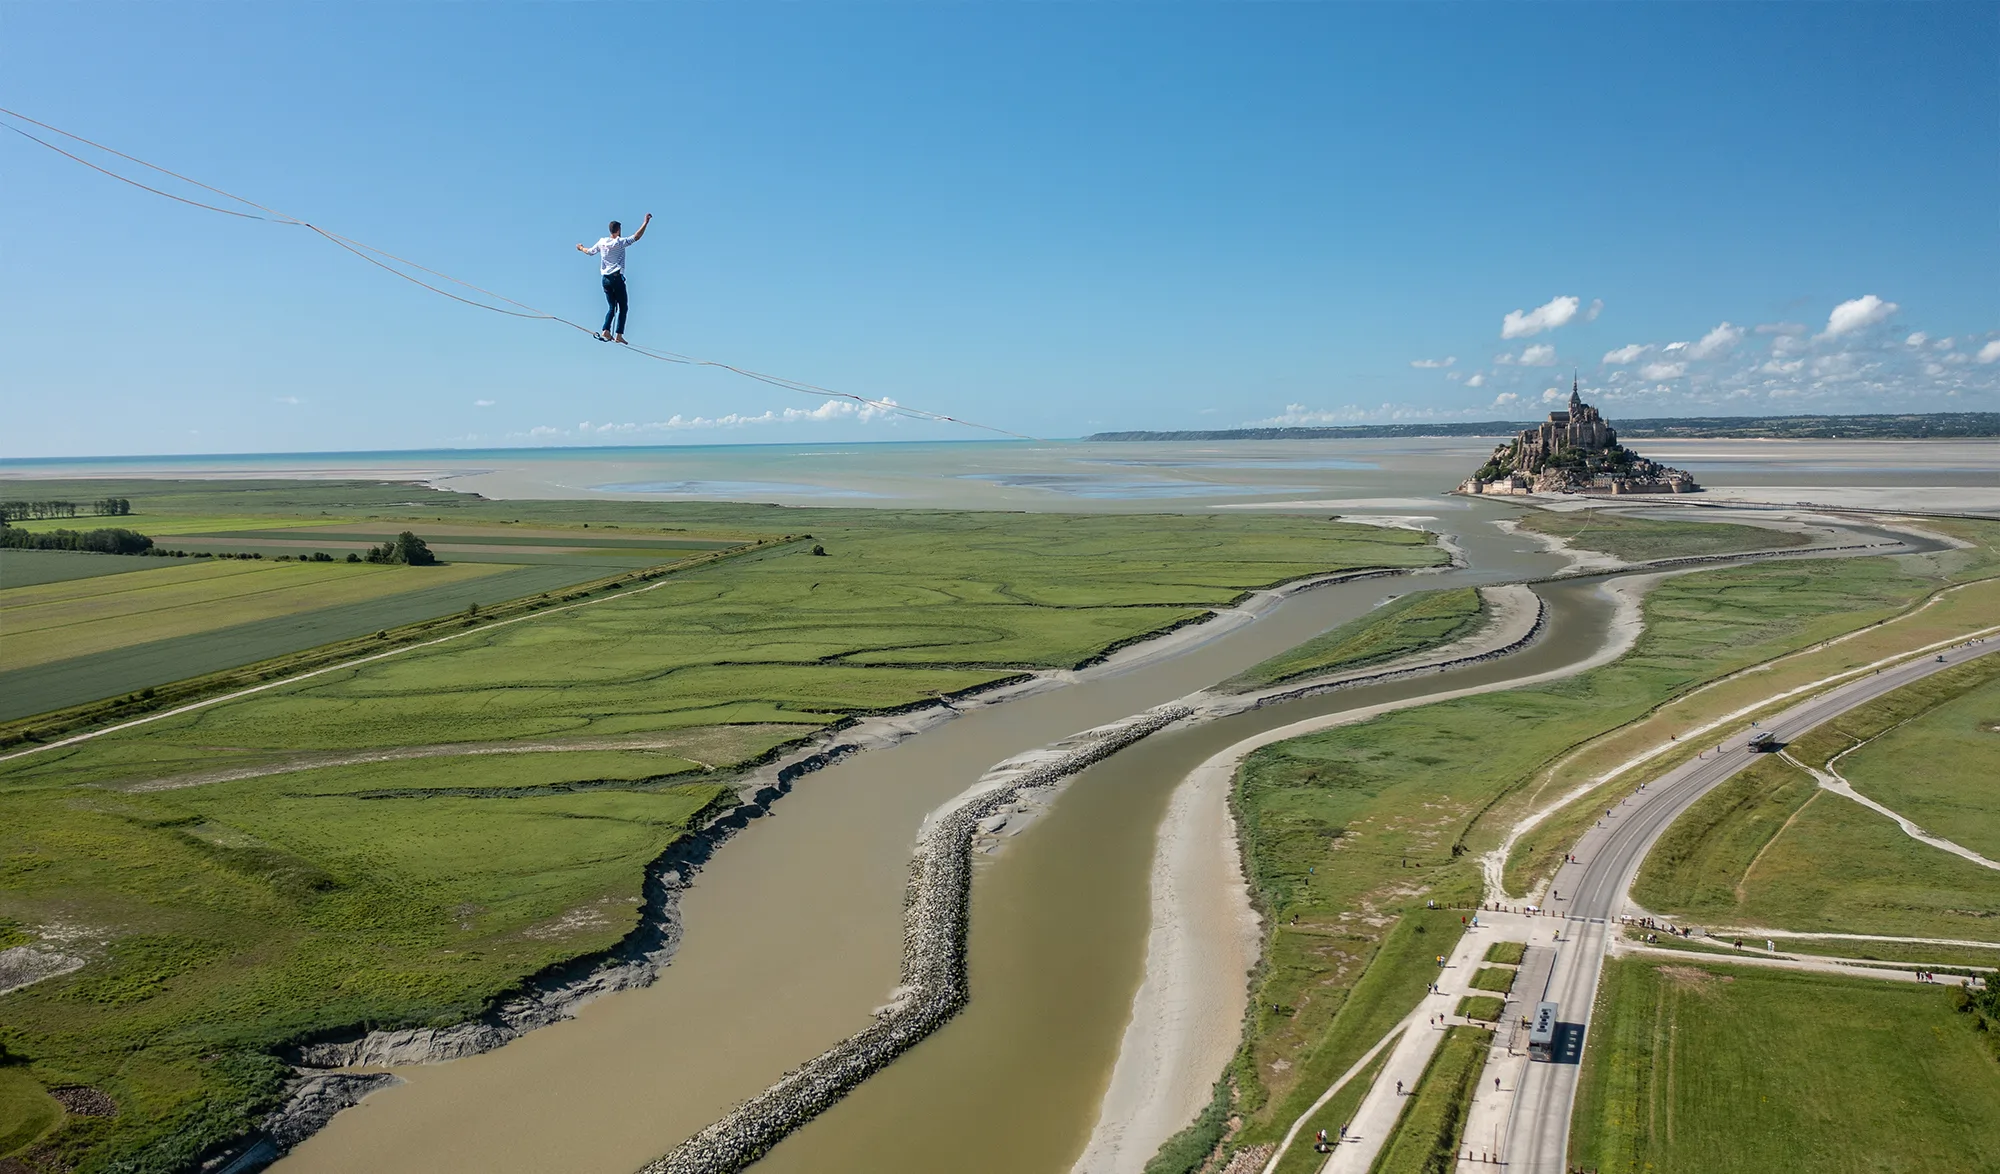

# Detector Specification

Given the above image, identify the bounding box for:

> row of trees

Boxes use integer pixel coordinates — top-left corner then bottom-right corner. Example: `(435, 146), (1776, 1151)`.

(0, 525), (153, 554)
(0, 498), (133, 521)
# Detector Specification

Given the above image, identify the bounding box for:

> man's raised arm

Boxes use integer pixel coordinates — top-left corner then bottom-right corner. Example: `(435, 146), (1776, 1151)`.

(630, 212), (653, 242)
(576, 242), (597, 254)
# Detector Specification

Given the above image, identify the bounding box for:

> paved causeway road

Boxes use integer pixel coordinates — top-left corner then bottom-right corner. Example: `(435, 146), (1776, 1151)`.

(1503, 635), (2000, 1173)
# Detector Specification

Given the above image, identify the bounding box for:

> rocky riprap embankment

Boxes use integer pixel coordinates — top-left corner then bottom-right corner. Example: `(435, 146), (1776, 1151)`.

(638, 703), (1192, 1174)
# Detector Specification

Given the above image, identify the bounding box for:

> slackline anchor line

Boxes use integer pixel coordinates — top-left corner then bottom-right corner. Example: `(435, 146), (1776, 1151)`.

(0, 105), (1035, 442)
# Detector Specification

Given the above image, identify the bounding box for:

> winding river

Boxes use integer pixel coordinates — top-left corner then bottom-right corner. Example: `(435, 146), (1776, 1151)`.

(279, 503), (1875, 1174)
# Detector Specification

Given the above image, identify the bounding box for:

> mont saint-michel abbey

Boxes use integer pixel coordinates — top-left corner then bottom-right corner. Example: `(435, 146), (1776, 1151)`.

(1460, 381), (1699, 496)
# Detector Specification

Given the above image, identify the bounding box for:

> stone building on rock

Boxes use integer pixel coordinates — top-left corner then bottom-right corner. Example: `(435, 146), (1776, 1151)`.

(1459, 380), (1698, 496)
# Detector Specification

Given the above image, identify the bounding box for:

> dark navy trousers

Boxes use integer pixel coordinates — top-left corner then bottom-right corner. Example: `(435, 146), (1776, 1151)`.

(601, 272), (628, 335)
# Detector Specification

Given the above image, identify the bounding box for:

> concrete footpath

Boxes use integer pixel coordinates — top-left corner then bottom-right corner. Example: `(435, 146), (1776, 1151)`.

(1454, 942), (1556, 1169)
(1321, 909), (1542, 1173)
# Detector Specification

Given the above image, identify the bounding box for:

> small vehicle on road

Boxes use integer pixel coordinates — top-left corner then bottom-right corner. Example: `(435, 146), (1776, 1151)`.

(1747, 730), (1778, 752)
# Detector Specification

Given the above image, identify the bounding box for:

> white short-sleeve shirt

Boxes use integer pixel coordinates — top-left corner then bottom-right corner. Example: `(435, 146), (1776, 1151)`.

(585, 234), (638, 276)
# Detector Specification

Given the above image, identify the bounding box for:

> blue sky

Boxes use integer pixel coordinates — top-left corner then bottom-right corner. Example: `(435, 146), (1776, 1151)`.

(3, 2), (1996, 457)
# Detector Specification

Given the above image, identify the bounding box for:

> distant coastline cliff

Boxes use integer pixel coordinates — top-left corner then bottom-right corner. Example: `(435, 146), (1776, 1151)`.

(1460, 382), (1696, 496)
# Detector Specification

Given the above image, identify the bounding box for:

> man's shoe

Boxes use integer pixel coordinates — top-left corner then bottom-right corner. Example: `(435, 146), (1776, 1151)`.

(599, 330), (613, 342)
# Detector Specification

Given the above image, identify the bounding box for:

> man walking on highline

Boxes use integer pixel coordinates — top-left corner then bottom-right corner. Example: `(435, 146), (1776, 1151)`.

(576, 213), (651, 343)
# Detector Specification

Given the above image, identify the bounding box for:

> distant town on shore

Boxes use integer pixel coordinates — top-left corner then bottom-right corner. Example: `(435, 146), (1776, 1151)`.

(1085, 410), (2000, 443)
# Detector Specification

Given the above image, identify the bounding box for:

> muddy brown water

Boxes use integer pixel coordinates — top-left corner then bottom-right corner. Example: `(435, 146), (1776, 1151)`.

(269, 507), (1636, 1174)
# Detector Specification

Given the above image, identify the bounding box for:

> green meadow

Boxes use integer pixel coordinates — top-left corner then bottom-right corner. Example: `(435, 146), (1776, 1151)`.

(1, 558), (510, 670)
(1513, 507), (1809, 562)
(1632, 754), (2000, 943)
(1818, 668), (2000, 862)
(1221, 587), (1485, 692)
(1570, 958), (2000, 1174)
(0, 479), (1443, 1172)
(1633, 654), (2000, 943)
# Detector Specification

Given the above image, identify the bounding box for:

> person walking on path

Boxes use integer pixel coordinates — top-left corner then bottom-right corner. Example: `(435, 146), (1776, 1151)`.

(577, 213), (651, 343)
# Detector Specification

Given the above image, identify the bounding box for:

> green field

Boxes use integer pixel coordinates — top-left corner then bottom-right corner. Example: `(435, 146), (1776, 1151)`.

(1204, 526), (2000, 1170)
(1221, 587), (1485, 692)
(1514, 508), (1810, 562)
(1, 558), (512, 670)
(1821, 670), (2000, 862)
(1570, 957), (2000, 1173)
(0, 550), (198, 589)
(1370, 1025), (1491, 1174)
(1483, 941), (1526, 965)
(0, 776), (731, 1169)
(1468, 966), (1516, 994)
(1632, 753), (2000, 942)
(0, 495), (764, 725)
(0, 480), (1444, 1172)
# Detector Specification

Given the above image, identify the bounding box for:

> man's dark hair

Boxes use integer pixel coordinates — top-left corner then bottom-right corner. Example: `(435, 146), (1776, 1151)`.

(609, 220), (622, 235)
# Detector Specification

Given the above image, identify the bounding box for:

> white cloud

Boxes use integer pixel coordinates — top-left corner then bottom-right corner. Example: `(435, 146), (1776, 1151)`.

(1465, 373), (1486, 388)
(1585, 298), (1604, 321)
(526, 397), (903, 440)
(474, 399), (496, 408)
(1638, 361), (1687, 380)
(1756, 322), (1808, 336)
(1603, 344), (1649, 365)
(1661, 340), (1690, 354)
(1936, 337), (1956, 350)
(1820, 294), (1899, 339)
(1771, 333), (1806, 357)
(1688, 322), (1744, 360)
(1410, 356), (1457, 369)
(1541, 388), (1566, 402)
(1517, 343), (1557, 366)
(1761, 359), (1804, 375)
(1978, 340), (2000, 364)
(1905, 332), (1928, 347)
(1247, 402), (1491, 427)
(1501, 296), (1582, 339)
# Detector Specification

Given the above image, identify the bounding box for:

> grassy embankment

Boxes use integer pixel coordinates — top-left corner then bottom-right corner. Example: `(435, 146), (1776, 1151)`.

(1570, 958), (2000, 1173)
(1511, 507), (1810, 562)
(1370, 1025), (1492, 1174)
(1220, 587), (1485, 693)
(1483, 941), (1526, 965)
(1166, 518), (2000, 1173)
(1631, 654), (2000, 943)
(0, 481), (1442, 1173)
